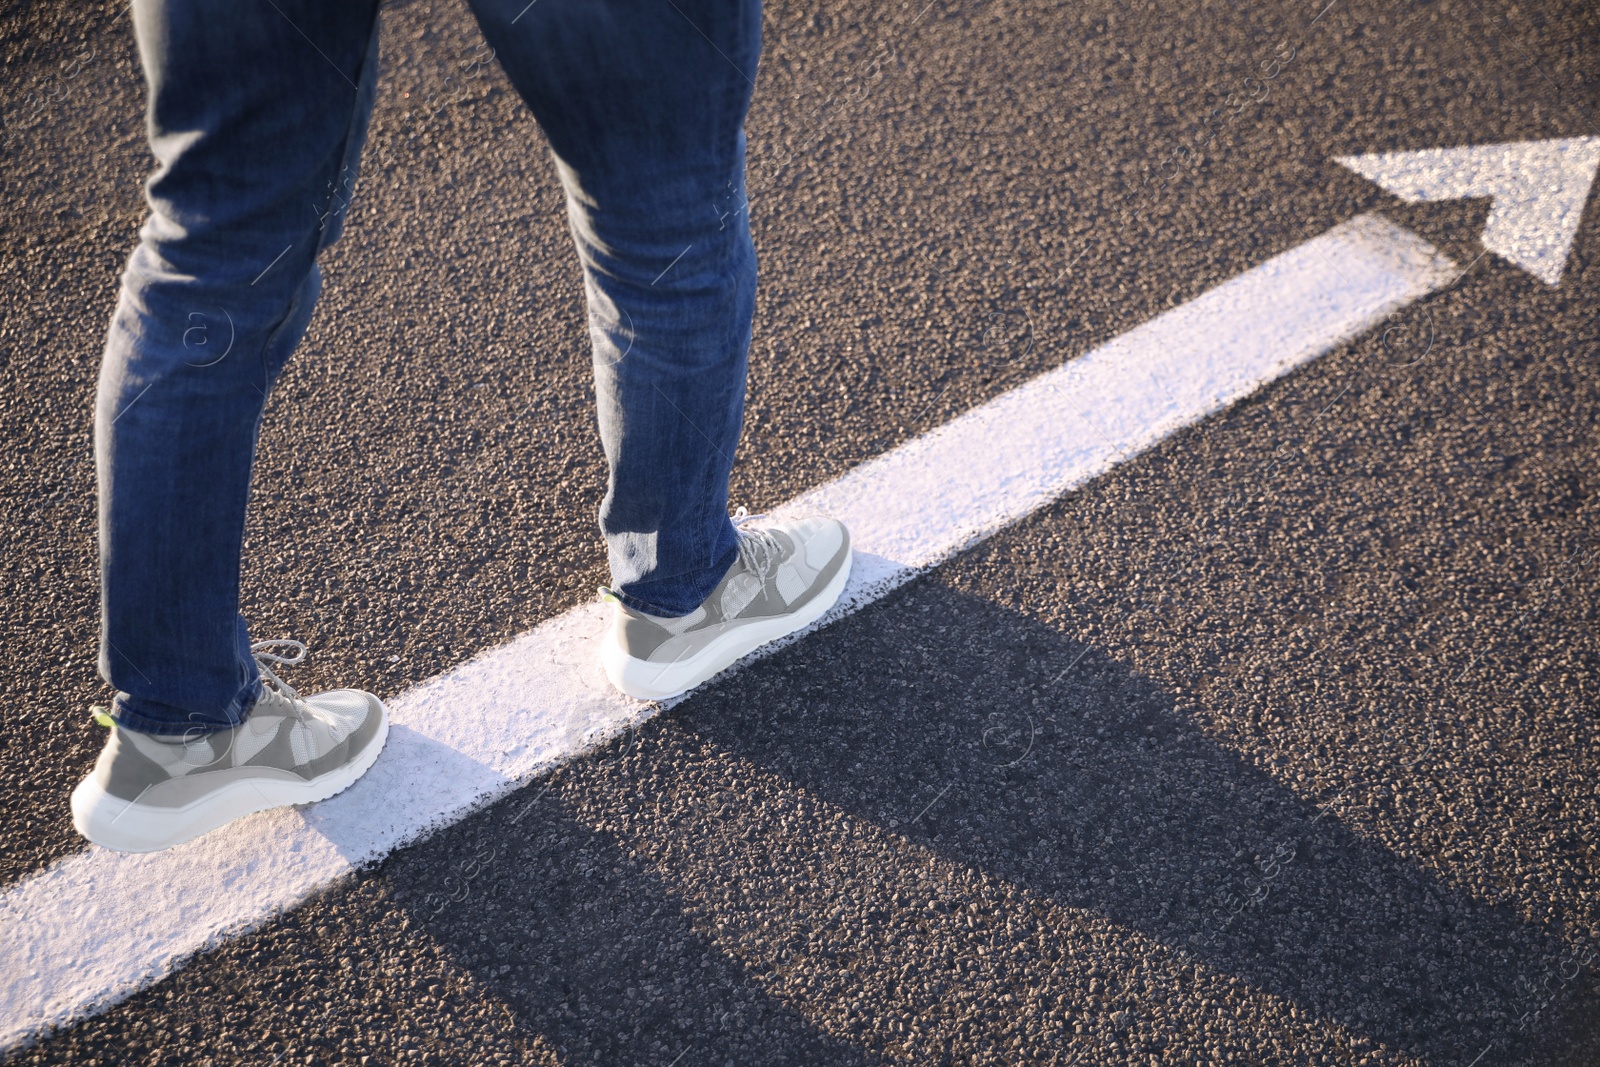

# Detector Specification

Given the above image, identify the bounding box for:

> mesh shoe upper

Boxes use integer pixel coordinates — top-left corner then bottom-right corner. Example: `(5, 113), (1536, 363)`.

(611, 515), (851, 663)
(89, 648), (383, 809)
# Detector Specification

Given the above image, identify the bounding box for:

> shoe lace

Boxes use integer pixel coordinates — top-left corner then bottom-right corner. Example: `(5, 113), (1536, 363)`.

(732, 505), (784, 582)
(251, 639), (309, 708)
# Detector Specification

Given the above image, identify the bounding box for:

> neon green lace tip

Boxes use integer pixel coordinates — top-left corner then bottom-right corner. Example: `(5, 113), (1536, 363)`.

(597, 585), (620, 604)
(90, 706), (115, 728)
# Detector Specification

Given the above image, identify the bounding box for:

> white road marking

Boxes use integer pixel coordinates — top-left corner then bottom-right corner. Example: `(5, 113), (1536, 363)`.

(0, 212), (1458, 1051)
(1336, 136), (1600, 284)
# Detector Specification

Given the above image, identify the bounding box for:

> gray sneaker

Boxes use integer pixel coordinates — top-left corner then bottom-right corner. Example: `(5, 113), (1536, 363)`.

(600, 514), (853, 701)
(71, 640), (388, 853)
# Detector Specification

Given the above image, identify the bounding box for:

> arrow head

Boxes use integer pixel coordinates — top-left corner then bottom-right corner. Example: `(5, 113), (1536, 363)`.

(1336, 136), (1600, 285)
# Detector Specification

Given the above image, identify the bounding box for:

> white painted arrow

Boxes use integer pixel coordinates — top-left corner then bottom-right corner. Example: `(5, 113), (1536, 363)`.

(0, 213), (1460, 1052)
(1336, 136), (1600, 285)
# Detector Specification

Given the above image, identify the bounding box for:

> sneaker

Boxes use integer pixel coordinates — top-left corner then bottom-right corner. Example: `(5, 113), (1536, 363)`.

(600, 513), (853, 700)
(71, 640), (388, 853)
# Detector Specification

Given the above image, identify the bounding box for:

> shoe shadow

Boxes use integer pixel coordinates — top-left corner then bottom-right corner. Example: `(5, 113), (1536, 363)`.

(384, 773), (881, 1067)
(302, 723), (513, 866)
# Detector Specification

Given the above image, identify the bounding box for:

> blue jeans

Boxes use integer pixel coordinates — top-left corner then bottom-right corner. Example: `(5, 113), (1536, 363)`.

(98, 0), (760, 734)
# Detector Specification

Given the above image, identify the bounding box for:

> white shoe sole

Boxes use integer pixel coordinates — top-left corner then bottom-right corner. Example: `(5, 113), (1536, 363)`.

(70, 701), (390, 854)
(602, 549), (854, 702)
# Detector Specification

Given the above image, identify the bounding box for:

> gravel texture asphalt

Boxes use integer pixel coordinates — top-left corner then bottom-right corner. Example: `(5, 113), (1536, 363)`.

(3, 0), (1599, 1062)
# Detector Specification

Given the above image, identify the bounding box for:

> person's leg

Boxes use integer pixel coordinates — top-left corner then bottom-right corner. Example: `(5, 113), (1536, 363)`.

(98, 0), (380, 734)
(76, 0), (391, 852)
(466, 0), (761, 617)
(466, 0), (853, 701)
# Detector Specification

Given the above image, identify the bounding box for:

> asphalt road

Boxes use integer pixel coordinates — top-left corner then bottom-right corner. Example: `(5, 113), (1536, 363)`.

(3, 0), (1599, 1062)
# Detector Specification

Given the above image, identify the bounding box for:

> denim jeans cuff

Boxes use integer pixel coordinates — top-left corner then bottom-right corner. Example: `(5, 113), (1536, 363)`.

(111, 678), (261, 736)
(612, 587), (698, 619)
(611, 540), (738, 618)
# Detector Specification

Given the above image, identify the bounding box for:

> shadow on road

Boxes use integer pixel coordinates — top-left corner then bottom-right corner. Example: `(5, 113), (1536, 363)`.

(392, 575), (1589, 1064)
